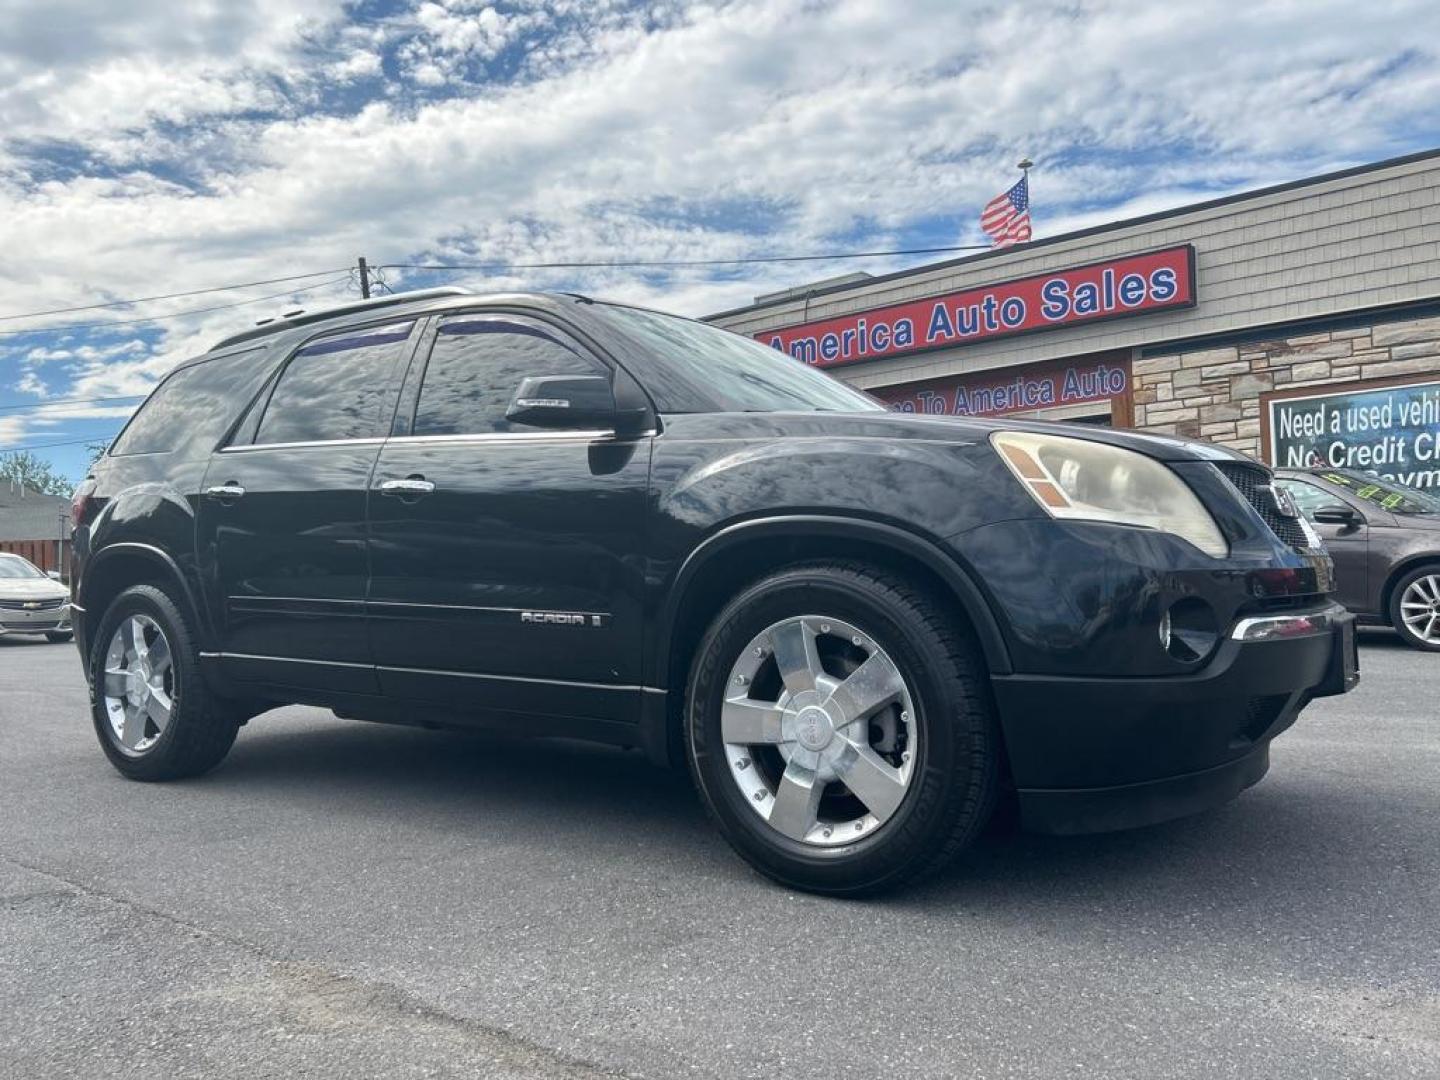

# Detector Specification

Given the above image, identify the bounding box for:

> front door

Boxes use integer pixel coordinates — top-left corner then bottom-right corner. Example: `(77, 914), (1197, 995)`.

(197, 319), (420, 693)
(1278, 478), (1371, 612)
(366, 312), (651, 725)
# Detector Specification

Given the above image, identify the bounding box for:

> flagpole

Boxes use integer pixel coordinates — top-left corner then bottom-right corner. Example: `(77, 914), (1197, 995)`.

(1017, 157), (1033, 240)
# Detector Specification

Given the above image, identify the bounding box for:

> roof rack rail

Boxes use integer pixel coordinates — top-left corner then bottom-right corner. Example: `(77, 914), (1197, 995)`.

(209, 287), (472, 350)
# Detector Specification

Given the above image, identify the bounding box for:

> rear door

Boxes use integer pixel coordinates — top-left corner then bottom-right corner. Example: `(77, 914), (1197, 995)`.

(197, 319), (421, 693)
(366, 311), (651, 726)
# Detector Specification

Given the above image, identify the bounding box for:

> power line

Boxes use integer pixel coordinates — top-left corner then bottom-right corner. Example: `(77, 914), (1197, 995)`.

(384, 243), (991, 274)
(0, 394), (144, 415)
(0, 267), (353, 324)
(0, 274), (355, 338)
(0, 434), (121, 454)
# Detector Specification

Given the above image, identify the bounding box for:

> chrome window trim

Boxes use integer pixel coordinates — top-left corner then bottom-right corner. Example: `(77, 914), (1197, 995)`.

(219, 436), (387, 453)
(218, 431), (656, 451)
(383, 429), (625, 445)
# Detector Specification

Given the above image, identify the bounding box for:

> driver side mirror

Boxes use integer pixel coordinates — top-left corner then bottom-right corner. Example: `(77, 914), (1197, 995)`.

(46, 570), (62, 581)
(1312, 503), (1362, 527)
(506, 375), (617, 429)
(506, 374), (650, 434)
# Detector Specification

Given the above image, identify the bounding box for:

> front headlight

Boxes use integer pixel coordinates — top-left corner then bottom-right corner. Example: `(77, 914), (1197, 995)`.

(991, 430), (1228, 558)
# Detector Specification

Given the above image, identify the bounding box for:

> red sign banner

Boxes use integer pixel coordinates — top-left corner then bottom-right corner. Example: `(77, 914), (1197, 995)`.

(760, 245), (1195, 368)
(875, 355), (1131, 419)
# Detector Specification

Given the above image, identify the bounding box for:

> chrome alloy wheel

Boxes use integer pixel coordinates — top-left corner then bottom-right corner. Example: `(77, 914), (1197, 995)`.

(102, 614), (175, 755)
(1400, 574), (1440, 644)
(722, 615), (917, 847)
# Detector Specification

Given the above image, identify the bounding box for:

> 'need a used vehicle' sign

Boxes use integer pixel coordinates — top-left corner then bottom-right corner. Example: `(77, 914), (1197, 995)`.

(1265, 376), (1440, 488)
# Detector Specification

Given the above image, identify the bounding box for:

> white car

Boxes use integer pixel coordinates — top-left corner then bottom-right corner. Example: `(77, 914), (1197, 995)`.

(0, 553), (72, 642)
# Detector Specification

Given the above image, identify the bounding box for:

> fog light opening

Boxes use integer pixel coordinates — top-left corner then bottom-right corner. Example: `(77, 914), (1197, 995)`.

(1162, 598), (1219, 663)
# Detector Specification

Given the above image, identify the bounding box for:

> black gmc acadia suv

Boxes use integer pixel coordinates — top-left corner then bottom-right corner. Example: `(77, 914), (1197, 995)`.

(70, 288), (1358, 894)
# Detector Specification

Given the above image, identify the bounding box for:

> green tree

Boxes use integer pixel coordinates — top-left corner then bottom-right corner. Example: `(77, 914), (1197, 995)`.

(85, 441), (110, 471)
(0, 450), (75, 497)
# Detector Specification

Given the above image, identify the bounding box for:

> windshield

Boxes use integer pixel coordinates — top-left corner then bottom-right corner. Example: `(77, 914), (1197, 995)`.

(0, 556), (45, 580)
(1319, 470), (1440, 515)
(599, 304), (886, 414)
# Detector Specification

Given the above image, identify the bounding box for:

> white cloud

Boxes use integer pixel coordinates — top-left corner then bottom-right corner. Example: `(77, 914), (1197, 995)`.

(0, 0), (1438, 462)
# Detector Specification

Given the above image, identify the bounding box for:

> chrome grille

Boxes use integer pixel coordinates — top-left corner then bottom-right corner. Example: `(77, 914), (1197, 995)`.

(1214, 462), (1312, 551)
(0, 597), (65, 611)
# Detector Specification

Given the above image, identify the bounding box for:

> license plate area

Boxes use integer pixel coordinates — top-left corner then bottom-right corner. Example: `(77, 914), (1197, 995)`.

(1317, 616), (1359, 697)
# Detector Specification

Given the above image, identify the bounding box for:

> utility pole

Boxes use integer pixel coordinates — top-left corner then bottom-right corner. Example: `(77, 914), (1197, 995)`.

(357, 256), (371, 300)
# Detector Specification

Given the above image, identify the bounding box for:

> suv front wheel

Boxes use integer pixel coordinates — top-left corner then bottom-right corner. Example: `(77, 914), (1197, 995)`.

(686, 562), (1000, 895)
(89, 584), (240, 780)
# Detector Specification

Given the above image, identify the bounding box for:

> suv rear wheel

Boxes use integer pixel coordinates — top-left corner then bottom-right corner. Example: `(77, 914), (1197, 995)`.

(1391, 565), (1440, 652)
(686, 562), (1000, 895)
(89, 584), (240, 780)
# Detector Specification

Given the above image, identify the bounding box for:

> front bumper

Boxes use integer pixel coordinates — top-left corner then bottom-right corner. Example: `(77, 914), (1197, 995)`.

(0, 604), (72, 636)
(992, 603), (1357, 835)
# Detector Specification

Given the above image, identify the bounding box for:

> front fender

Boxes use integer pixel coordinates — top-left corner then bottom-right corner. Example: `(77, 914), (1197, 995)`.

(654, 513), (1014, 681)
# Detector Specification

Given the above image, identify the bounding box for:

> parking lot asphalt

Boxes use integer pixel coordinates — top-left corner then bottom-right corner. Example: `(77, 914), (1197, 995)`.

(2, 631), (1437, 1080)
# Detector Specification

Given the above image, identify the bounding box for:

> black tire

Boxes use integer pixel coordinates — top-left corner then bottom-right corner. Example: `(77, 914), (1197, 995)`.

(88, 583), (240, 780)
(1389, 565), (1440, 652)
(45, 631), (73, 643)
(686, 561), (1000, 895)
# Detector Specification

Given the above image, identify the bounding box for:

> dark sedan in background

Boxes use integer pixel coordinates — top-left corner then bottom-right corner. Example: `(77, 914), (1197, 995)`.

(1275, 469), (1440, 651)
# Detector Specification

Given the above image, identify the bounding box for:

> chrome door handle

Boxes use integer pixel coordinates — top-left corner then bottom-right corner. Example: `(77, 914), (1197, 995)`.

(204, 483), (246, 501)
(378, 477), (435, 497)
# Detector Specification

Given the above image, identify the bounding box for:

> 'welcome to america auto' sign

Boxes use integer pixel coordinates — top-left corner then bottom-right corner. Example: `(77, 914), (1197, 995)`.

(761, 245), (1195, 368)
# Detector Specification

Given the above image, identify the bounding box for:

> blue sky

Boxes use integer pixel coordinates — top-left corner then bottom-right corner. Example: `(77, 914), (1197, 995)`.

(2, 0), (1438, 480)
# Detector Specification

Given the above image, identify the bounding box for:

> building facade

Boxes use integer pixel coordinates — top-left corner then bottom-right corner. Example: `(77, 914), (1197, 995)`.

(0, 483), (72, 577)
(708, 150), (1440, 486)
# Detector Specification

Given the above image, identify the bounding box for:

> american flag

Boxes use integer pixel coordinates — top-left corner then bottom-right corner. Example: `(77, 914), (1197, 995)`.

(980, 176), (1031, 247)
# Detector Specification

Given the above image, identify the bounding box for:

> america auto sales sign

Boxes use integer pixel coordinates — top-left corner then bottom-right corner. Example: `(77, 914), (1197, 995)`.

(760, 245), (1196, 368)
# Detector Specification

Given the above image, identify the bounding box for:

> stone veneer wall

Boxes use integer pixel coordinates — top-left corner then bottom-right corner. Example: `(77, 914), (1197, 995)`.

(1131, 312), (1440, 459)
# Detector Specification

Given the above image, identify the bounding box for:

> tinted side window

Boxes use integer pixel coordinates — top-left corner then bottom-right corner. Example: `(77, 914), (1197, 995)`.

(111, 345), (271, 457)
(254, 321), (414, 445)
(412, 317), (605, 436)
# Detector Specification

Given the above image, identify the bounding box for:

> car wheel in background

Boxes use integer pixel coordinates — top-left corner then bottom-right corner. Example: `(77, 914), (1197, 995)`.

(1391, 565), (1440, 652)
(88, 584), (240, 780)
(686, 561), (1000, 896)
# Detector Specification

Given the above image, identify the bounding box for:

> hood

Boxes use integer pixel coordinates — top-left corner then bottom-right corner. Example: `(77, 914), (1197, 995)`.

(0, 578), (68, 600)
(894, 413), (1255, 464)
(717, 410), (1256, 465)
(1391, 513), (1440, 532)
